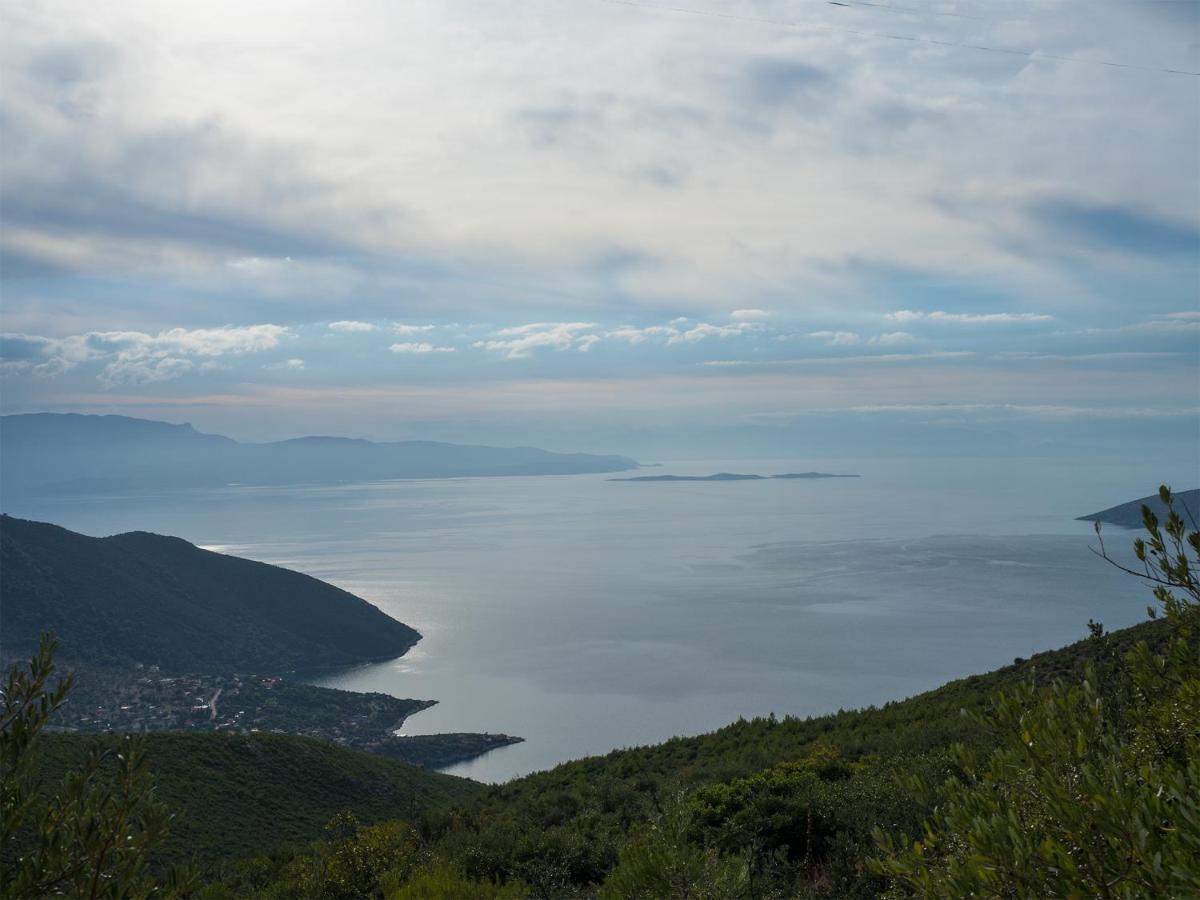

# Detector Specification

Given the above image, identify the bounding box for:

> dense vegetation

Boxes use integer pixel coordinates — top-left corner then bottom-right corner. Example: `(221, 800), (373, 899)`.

(0, 515), (420, 673)
(36, 732), (482, 865)
(3, 639), (480, 898)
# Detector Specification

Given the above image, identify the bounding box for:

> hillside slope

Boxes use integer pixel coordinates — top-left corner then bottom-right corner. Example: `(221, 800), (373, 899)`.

(468, 616), (1168, 816)
(0, 515), (420, 672)
(38, 732), (482, 863)
(198, 615), (1174, 896)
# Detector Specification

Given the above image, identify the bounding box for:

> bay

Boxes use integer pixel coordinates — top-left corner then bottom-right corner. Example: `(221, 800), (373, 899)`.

(5, 456), (1191, 782)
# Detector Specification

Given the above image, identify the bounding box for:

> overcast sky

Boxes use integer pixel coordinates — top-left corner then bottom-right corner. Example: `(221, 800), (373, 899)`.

(1, 0), (1197, 457)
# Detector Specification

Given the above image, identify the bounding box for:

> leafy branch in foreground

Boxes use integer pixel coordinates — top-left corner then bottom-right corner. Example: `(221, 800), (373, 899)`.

(1092, 484), (1200, 617)
(0, 634), (195, 899)
(871, 485), (1200, 898)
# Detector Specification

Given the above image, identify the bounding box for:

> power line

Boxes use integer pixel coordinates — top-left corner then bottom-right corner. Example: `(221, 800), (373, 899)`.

(596, 0), (1200, 76)
(828, 1), (986, 21)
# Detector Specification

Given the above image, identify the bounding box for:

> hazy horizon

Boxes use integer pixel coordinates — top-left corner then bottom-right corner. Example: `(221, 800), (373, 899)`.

(2, 1), (1197, 458)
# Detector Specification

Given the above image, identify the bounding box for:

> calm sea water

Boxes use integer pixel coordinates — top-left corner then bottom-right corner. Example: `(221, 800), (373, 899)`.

(6, 456), (1194, 782)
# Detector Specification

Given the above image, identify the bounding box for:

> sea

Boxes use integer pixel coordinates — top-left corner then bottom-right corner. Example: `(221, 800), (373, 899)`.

(5, 456), (1193, 783)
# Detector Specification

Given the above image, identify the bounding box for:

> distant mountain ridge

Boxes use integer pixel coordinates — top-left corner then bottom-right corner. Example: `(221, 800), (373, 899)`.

(0, 515), (420, 673)
(0, 413), (638, 497)
(610, 471), (859, 482)
(1077, 488), (1199, 529)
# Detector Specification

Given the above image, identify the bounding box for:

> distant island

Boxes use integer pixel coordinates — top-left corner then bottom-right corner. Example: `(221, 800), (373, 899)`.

(0, 412), (638, 497)
(0, 515), (521, 768)
(1077, 488), (1199, 529)
(610, 471), (860, 482)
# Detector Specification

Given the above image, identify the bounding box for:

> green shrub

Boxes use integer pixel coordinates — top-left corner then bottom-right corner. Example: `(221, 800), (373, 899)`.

(872, 485), (1200, 897)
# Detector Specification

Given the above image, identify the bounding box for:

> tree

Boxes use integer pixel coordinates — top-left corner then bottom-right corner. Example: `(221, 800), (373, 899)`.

(0, 634), (193, 899)
(598, 794), (749, 900)
(871, 486), (1200, 897)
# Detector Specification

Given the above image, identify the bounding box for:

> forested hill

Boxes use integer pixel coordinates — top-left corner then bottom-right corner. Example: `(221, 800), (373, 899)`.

(197, 615), (1175, 896)
(0, 413), (638, 497)
(0, 515), (419, 672)
(37, 732), (483, 864)
(1078, 487), (1199, 528)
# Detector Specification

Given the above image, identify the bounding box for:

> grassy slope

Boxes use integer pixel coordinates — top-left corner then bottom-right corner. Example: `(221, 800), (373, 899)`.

(39, 732), (483, 864)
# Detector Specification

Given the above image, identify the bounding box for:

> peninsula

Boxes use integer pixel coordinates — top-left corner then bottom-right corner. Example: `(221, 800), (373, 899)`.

(0, 515), (521, 768)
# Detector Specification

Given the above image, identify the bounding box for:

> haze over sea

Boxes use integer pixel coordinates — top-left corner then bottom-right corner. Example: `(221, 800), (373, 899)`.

(5, 455), (1194, 782)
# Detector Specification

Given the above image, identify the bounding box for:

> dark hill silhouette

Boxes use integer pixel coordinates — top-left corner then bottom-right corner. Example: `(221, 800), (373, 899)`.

(0, 413), (638, 497)
(1077, 488), (1199, 529)
(0, 515), (420, 673)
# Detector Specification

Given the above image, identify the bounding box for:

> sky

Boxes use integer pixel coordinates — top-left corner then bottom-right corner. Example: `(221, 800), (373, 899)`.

(1, 0), (1197, 459)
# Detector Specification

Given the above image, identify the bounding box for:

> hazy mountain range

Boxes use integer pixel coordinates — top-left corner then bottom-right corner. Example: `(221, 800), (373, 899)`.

(0, 413), (638, 497)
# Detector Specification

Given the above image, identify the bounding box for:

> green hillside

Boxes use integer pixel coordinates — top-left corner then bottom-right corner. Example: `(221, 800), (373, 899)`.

(0, 515), (419, 673)
(198, 613), (1180, 897)
(36, 732), (482, 865)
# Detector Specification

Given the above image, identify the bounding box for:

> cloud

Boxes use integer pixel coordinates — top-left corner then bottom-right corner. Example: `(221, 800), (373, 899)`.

(1079, 316), (1200, 336)
(389, 342), (455, 354)
(1030, 198), (1200, 257)
(735, 58), (831, 110)
(667, 322), (752, 344)
(473, 322), (598, 359)
(2, 0), (1196, 325)
(265, 357), (305, 370)
(885, 310), (1053, 324)
(870, 331), (915, 346)
(2, 4), (1197, 448)
(0, 324), (291, 385)
(328, 320), (376, 333)
(833, 403), (1197, 419)
(606, 325), (681, 344)
(705, 351), (975, 367)
(807, 330), (861, 346)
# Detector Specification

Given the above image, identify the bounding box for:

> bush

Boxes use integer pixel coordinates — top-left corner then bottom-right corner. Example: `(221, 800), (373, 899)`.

(1, 634), (194, 898)
(872, 485), (1200, 897)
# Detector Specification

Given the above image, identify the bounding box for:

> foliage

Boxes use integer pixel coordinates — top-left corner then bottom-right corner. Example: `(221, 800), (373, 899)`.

(871, 485), (1200, 897)
(38, 730), (481, 866)
(1, 634), (193, 898)
(598, 798), (748, 900)
(387, 861), (530, 899)
(690, 741), (848, 858)
(197, 613), (1169, 897)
